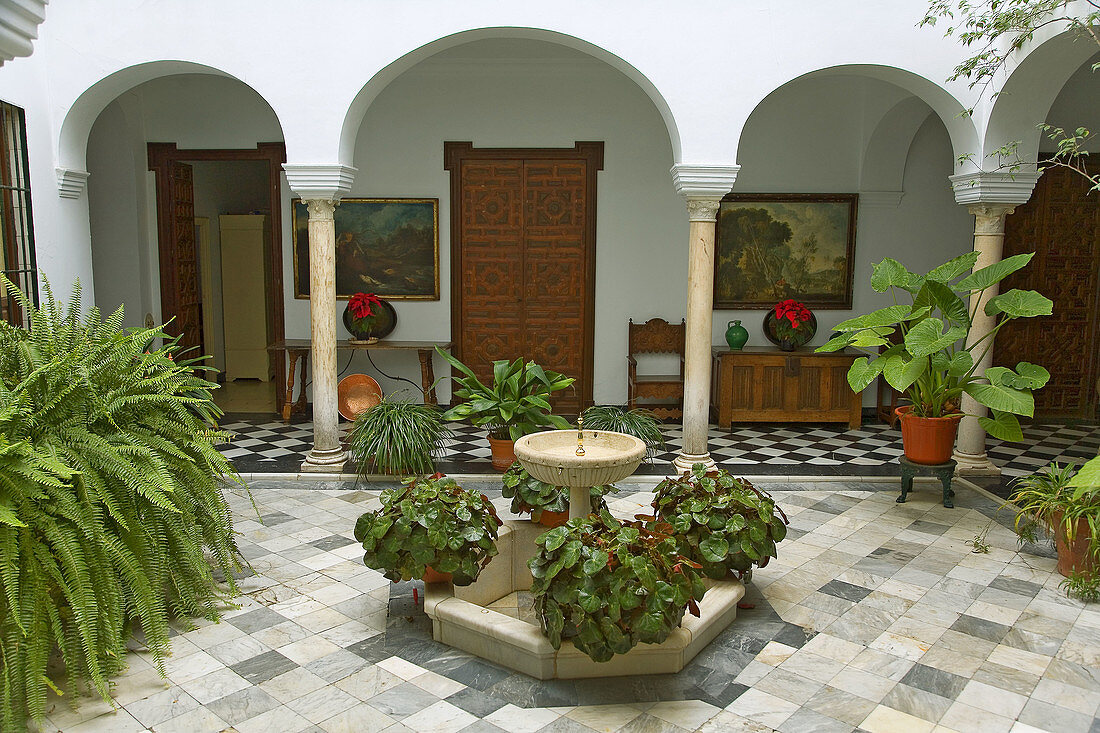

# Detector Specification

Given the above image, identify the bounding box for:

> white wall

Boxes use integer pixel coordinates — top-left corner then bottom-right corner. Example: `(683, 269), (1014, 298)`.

(301, 41), (684, 404)
(1041, 52), (1100, 154)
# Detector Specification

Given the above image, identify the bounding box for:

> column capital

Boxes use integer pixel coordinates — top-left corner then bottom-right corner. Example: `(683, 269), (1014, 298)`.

(968, 203), (1016, 234)
(949, 171), (1040, 206)
(684, 199), (721, 221)
(56, 168), (90, 199)
(670, 163), (740, 199)
(283, 164), (357, 201)
(304, 199), (337, 220)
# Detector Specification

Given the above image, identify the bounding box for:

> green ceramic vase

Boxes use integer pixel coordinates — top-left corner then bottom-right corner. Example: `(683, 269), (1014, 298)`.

(725, 320), (749, 350)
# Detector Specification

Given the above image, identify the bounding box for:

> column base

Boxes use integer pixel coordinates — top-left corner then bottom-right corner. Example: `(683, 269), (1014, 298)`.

(672, 452), (716, 475)
(951, 450), (1001, 477)
(301, 446), (347, 473)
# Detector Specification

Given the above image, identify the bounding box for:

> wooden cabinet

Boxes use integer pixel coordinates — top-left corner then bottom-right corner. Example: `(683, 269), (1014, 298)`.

(711, 347), (863, 429)
(220, 215), (272, 381)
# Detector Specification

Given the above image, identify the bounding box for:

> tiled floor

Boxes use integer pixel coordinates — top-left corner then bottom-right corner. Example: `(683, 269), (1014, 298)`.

(37, 476), (1100, 733)
(218, 413), (1100, 480)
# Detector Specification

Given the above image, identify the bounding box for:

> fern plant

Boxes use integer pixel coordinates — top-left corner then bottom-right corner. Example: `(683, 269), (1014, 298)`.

(0, 277), (245, 729)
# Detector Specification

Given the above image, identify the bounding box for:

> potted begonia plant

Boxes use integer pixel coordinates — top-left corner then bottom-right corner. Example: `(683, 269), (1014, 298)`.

(817, 252), (1052, 464)
(353, 473), (501, 585)
(501, 462), (617, 526)
(436, 347), (574, 471)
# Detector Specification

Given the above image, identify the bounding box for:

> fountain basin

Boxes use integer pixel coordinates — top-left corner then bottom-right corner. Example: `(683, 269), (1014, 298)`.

(514, 430), (646, 488)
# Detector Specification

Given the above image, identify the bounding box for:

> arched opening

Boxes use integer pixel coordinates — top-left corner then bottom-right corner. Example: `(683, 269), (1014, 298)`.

(331, 36), (684, 408)
(83, 71), (287, 412)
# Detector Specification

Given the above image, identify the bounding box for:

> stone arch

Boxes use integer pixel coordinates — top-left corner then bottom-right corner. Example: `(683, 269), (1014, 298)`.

(984, 27), (1100, 161)
(58, 60), (285, 174)
(861, 97), (938, 192)
(735, 64), (978, 168)
(337, 27), (682, 166)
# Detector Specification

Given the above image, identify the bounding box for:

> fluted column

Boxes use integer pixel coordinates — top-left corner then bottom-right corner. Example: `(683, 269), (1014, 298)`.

(283, 163), (357, 474)
(948, 171), (1038, 476)
(670, 164), (739, 475)
(952, 204), (1014, 475)
(300, 199), (345, 471)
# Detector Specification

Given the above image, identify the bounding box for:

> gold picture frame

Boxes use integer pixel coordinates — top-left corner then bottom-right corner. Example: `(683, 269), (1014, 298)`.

(292, 197), (440, 300)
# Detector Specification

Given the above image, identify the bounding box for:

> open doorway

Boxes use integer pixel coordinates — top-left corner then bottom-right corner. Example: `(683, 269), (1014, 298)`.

(148, 143), (286, 414)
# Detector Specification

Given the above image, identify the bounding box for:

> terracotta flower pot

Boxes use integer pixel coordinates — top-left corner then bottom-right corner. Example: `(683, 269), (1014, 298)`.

(537, 509), (569, 527)
(1053, 511), (1097, 578)
(422, 566), (453, 584)
(895, 405), (962, 465)
(488, 436), (516, 472)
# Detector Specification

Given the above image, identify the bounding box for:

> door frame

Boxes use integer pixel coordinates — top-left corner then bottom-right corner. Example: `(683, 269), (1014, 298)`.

(148, 142), (287, 409)
(443, 141), (604, 410)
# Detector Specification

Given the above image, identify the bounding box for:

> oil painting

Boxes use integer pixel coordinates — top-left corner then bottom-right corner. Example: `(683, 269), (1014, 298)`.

(714, 194), (857, 309)
(293, 198), (439, 300)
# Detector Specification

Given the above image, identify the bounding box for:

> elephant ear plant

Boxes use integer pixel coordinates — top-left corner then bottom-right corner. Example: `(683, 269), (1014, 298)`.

(353, 473), (501, 585)
(817, 251), (1052, 441)
(528, 510), (706, 663)
(0, 278), (245, 729)
(653, 463), (788, 579)
(436, 346), (574, 440)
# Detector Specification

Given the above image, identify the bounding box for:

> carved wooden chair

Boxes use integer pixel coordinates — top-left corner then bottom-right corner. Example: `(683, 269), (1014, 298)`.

(627, 317), (686, 421)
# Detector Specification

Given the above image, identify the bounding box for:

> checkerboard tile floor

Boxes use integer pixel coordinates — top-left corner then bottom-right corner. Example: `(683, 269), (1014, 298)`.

(219, 413), (1100, 479)
(41, 478), (1100, 733)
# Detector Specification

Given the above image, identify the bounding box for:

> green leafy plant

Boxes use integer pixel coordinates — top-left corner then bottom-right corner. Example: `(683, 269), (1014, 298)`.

(653, 464), (788, 580)
(528, 510), (705, 663)
(348, 396), (452, 476)
(437, 347), (574, 440)
(1060, 571), (1100, 603)
(353, 473), (501, 585)
(580, 405), (666, 461)
(500, 462), (616, 520)
(0, 278), (245, 729)
(1010, 461), (1099, 599)
(816, 252), (1052, 439)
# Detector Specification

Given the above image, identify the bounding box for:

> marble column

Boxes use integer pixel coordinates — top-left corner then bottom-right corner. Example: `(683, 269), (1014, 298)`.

(952, 203), (1015, 476)
(673, 197), (722, 474)
(300, 198), (346, 472)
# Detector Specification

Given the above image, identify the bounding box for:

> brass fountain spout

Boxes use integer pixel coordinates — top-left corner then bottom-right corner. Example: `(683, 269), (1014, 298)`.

(576, 414), (585, 456)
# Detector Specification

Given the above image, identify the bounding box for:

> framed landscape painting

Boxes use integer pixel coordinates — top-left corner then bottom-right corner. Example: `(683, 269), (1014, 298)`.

(293, 198), (439, 300)
(714, 193), (858, 309)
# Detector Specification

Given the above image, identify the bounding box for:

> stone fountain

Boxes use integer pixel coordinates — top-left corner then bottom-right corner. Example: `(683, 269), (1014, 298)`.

(422, 424), (745, 678)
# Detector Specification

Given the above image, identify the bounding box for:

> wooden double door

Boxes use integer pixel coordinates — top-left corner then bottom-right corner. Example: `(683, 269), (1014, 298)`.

(445, 142), (603, 414)
(997, 166), (1100, 419)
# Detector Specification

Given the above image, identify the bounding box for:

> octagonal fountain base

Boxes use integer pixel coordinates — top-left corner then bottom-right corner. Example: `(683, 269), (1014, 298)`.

(422, 518), (745, 679)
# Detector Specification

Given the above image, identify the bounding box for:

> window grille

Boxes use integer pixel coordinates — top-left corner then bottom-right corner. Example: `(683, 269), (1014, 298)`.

(0, 101), (36, 328)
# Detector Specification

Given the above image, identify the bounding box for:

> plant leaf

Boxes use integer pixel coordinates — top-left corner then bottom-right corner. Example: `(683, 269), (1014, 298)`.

(955, 252), (1033, 292)
(870, 258), (912, 292)
(979, 410), (1024, 442)
(984, 289), (1053, 319)
(963, 382), (1035, 416)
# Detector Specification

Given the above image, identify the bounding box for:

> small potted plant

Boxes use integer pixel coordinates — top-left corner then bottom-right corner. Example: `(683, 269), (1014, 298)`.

(528, 510), (705, 663)
(348, 396), (452, 476)
(580, 405), (665, 461)
(501, 462), (617, 526)
(343, 291), (397, 343)
(653, 464), (788, 580)
(436, 347), (574, 471)
(817, 251), (1052, 464)
(1011, 461), (1098, 600)
(353, 473), (501, 585)
(764, 299), (816, 351)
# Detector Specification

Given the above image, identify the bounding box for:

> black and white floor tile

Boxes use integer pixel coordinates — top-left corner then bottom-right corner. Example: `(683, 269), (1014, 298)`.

(218, 412), (1100, 480)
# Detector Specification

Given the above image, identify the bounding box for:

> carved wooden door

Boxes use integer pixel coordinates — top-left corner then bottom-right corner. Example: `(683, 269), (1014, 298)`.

(997, 166), (1100, 419)
(445, 143), (603, 414)
(153, 159), (203, 355)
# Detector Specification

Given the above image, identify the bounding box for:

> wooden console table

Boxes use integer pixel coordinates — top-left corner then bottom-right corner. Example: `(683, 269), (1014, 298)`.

(711, 346), (863, 430)
(268, 339), (453, 422)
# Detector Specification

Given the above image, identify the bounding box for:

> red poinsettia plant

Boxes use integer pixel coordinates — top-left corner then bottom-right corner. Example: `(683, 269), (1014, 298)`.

(772, 299), (813, 342)
(348, 292), (383, 324)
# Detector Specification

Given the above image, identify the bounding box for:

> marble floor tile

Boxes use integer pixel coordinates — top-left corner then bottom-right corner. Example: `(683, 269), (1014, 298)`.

(860, 704), (936, 733)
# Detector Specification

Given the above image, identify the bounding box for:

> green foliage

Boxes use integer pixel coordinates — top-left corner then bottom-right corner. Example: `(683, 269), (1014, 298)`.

(437, 347), (574, 440)
(580, 405), (666, 462)
(500, 462), (616, 519)
(1010, 461), (1100, 596)
(652, 464), (788, 580)
(353, 474), (501, 585)
(818, 254), (1051, 435)
(528, 510), (705, 663)
(348, 396), (452, 476)
(1060, 571), (1100, 603)
(0, 277), (245, 729)
(921, 0), (1100, 192)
